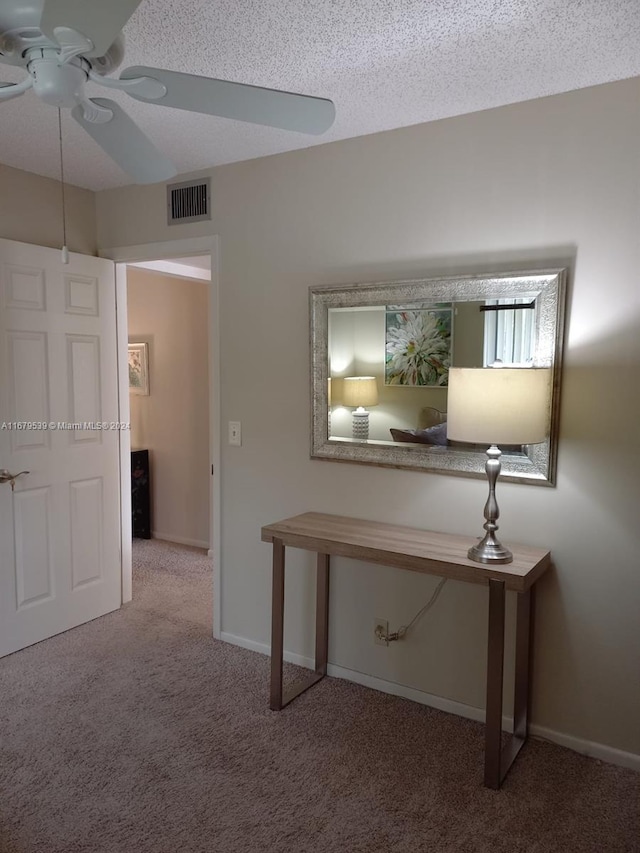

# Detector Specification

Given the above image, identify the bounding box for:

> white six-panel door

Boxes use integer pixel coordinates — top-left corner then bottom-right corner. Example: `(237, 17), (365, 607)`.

(0, 238), (121, 657)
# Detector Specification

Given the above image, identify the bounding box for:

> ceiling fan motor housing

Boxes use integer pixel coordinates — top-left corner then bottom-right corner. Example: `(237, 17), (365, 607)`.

(0, 7), (124, 76)
(29, 52), (86, 107)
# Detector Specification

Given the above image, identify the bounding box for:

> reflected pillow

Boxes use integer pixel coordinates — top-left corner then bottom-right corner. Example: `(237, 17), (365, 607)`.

(390, 422), (448, 446)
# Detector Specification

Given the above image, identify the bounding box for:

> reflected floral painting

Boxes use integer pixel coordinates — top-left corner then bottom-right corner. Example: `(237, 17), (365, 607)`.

(385, 306), (452, 386)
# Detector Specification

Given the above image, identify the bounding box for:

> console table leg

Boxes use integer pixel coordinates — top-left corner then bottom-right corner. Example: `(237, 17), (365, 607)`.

(513, 588), (532, 740)
(485, 578), (506, 789)
(270, 543), (328, 711)
(315, 553), (330, 676)
(269, 537), (285, 710)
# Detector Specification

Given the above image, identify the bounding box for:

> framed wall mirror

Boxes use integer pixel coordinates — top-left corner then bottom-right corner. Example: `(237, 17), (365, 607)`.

(310, 269), (566, 484)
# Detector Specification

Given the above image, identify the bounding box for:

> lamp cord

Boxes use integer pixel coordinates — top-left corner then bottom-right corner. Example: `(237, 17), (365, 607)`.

(57, 109), (68, 257)
(396, 577), (448, 640)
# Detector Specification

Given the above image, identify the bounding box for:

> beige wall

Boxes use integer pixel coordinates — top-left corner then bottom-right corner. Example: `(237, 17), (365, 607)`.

(97, 78), (640, 758)
(127, 268), (210, 548)
(0, 163), (97, 254)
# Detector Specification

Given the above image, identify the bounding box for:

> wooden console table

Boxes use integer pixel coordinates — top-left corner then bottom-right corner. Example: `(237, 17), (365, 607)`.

(261, 511), (551, 789)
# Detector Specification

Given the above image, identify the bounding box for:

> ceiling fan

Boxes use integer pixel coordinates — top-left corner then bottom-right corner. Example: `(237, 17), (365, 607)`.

(0, 0), (336, 184)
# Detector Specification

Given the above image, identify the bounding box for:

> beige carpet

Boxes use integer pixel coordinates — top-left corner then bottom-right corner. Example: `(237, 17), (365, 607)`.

(0, 539), (638, 853)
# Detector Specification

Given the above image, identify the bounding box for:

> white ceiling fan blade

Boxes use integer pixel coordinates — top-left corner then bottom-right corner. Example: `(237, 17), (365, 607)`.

(40, 0), (144, 57)
(71, 98), (176, 184)
(121, 66), (336, 135)
(0, 77), (32, 102)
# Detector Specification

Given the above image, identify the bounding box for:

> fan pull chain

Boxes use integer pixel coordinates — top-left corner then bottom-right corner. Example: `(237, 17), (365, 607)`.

(58, 109), (69, 264)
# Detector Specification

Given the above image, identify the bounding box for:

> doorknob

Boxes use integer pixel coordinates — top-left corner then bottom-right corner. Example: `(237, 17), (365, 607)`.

(0, 469), (29, 491)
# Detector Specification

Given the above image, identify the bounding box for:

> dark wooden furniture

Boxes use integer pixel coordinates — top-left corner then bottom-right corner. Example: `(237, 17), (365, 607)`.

(131, 449), (151, 539)
(262, 511), (551, 789)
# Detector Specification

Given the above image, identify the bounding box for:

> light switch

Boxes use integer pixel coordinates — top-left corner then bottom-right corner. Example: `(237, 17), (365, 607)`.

(228, 421), (242, 446)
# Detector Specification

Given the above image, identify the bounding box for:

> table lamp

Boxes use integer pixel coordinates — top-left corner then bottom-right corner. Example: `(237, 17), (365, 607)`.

(447, 367), (551, 564)
(342, 376), (379, 440)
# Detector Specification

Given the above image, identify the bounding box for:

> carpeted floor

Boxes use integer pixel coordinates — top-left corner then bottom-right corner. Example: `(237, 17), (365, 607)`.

(0, 539), (638, 853)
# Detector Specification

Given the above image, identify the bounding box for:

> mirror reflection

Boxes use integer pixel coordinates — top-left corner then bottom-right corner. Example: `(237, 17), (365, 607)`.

(329, 299), (536, 445)
(310, 270), (566, 484)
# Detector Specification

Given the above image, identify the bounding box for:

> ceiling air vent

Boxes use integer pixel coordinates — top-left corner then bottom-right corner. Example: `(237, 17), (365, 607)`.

(167, 178), (211, 225)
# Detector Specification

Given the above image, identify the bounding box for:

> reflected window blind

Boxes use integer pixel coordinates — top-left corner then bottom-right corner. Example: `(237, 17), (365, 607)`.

(483, 298), (535, 365)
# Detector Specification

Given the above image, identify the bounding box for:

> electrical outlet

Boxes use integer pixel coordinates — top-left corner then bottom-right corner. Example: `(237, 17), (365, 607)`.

(374, 618), (389, 646)
(228, 421), (242, 446)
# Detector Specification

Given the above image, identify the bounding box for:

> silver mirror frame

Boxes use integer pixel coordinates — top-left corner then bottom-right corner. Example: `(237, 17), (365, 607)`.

(310, 268), (566, 485)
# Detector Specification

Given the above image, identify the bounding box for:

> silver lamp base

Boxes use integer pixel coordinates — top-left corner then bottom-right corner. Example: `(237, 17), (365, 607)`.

(468, 536), (513, 565)
(468, 444), (513, 565)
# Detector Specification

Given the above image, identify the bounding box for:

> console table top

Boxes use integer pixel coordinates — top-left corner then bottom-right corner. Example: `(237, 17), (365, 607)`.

(261, 512), (550, 592)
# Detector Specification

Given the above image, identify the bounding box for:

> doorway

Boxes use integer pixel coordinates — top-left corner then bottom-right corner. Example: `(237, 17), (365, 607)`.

(106, 236), (220, 639)
(126, 256), (211, 549)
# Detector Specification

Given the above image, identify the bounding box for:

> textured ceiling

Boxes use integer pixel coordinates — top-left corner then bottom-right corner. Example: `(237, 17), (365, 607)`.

(1, 0), (640, 191)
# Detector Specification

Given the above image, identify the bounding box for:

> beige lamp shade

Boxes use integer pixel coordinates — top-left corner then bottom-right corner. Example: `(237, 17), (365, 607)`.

(446, 367), (552, 445)
(342, 376), (379, 408)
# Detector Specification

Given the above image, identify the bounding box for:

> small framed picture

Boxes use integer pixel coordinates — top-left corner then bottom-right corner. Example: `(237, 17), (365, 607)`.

(128, 342), (149, 395)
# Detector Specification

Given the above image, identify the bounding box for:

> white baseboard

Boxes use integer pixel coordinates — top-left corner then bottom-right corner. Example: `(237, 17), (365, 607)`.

(152, 531), (209, 550)
(527, 724), (640, 772)
(220, 631), (640, 774)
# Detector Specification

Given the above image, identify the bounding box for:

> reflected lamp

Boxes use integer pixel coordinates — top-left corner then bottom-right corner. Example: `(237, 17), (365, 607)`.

(447, 367), (551, 564)
(343, 376), (379, 440)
